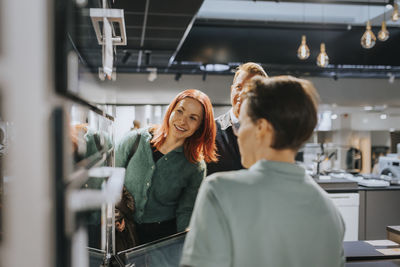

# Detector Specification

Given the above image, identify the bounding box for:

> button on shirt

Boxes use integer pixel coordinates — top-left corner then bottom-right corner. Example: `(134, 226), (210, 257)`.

(115, 128), (206, 232)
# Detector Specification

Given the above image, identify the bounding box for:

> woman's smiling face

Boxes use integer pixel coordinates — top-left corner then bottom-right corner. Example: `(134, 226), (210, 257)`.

(168, 97), (204, 141)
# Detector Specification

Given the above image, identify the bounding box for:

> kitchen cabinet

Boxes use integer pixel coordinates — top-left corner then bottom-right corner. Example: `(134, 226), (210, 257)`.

(359, 189), (400, 240)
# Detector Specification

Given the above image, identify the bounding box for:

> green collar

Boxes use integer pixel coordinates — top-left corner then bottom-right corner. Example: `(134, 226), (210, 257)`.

(173, 146), (184, 152)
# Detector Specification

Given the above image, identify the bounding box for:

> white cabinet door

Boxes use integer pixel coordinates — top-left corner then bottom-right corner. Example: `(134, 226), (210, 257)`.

(328, 193), (359, 241)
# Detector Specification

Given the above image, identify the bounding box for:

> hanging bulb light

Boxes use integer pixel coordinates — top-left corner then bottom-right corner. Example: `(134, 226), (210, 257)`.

(378, 21), (389, 41)
(361, 21), (376, 49)
(316, 43), (329, 68)
(392, 2), (399, 21)
(297, 35), (310, 60)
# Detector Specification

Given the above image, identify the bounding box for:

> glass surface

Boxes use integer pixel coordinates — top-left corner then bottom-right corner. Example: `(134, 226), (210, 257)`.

(88, 247), (106, 267)
(68, 102), (114, 250)
(0, 94), (3, 243)
(117, 231), (187, 267)
(0, 93), (12, 245)
(70, 104), (114, 169)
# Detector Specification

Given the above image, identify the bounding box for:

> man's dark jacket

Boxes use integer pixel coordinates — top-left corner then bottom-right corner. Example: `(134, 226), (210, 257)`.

(207, 111), (243, 176)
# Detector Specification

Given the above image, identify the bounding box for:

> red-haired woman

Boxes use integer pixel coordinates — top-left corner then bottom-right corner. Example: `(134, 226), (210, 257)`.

(115, 89), (217, 246)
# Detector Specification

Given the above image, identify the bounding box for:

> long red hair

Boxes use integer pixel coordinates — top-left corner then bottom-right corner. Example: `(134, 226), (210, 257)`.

(150, 89), (217, 164)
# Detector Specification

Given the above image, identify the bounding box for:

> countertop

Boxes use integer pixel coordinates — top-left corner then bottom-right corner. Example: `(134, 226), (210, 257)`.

(344, 240), (400, 266)
(314, 177), (400, 193)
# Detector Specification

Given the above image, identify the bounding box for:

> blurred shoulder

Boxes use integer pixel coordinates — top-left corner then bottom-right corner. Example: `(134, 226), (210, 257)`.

(206, 169), (250, 189)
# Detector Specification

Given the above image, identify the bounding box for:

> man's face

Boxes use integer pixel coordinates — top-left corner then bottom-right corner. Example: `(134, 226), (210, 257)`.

(236, 99), (259, 168)
(230, 70), (255, 118)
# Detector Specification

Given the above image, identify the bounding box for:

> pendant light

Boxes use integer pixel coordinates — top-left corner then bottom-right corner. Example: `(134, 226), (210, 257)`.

(297, 35), (310, 60)
(378, 19), (389, 42)
(361, 1), (376, 49)
(392, 2), (399, 21)
(317, 43), (329, 68)
(316, 6), (329, 68)
(297, 3), (310, 60)
(361, 21), (376, 49)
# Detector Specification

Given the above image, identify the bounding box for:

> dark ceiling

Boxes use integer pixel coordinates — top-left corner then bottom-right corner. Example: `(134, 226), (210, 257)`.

(66, 0), (400, 79)
(73, 0), (204, 71)
(174, 19), (400, 77)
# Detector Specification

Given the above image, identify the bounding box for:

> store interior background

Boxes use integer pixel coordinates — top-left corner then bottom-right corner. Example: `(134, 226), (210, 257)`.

(73, 0), (400, 175)
(105, 73), (400, 174)
(1, 0), (400, 266)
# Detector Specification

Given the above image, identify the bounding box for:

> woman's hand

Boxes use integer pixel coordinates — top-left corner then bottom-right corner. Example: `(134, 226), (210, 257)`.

(116, 218), (126, 232)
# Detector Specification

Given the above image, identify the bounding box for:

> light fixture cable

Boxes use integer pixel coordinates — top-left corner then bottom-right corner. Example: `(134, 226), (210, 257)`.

(361, 0), (377, 49)
(392, 0), (399, 21)
(378, 4), (390, 41)
(317, 4), (329, 67)
(297, 1), (310, 60)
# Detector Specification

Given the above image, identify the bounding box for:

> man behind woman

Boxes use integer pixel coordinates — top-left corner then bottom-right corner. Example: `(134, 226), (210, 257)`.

(207, 62), (268, 175)
(181, 76), (345, 267)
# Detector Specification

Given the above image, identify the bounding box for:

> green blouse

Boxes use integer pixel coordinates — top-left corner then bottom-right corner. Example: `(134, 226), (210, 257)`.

(115, 128), (206, 231)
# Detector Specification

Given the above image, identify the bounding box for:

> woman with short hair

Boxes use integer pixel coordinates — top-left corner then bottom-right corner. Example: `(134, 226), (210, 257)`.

(181, 76), (345, 267)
